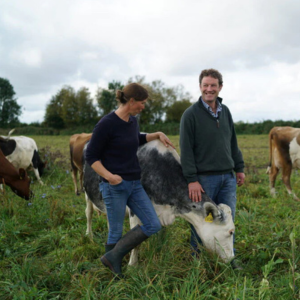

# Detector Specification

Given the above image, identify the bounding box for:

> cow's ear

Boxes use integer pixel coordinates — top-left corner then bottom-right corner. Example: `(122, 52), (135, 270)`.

(205, 212), (214, 223)
(203, 202), (221, 222)
(19, 168), (26, 179)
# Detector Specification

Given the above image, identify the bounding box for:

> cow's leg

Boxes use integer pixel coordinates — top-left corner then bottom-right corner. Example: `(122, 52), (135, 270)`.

(128, 212), (141, 266)
(282, 164), (299, 200)
(31, 151), (44, 185)
(79, 171), (85, 193)
(85, 193), (94, 239)
(32, 167), (44, 185)
(71, 168), (79, 195)
(269, 165), (279, 197)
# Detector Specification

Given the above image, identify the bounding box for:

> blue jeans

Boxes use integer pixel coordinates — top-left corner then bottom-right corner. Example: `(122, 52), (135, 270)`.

(100, 179), (162, 244)
(190, 172), (237, 253)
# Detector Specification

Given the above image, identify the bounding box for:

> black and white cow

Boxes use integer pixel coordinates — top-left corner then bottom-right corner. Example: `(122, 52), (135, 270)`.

(83, 140), (235, 264)
(0, 129), (46, 185)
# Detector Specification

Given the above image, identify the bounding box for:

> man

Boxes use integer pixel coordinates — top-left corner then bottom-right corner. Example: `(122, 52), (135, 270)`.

(179, 68), (245, 269)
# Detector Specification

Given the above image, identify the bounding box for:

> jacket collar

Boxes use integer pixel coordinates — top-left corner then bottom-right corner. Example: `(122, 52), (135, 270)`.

(198, 96), (223, 104)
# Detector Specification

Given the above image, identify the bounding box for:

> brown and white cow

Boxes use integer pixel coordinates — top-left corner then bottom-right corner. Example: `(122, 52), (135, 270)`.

(69, 133), (92, 195)
(266, 126), (300, 200)
(0, 148), (32, 200)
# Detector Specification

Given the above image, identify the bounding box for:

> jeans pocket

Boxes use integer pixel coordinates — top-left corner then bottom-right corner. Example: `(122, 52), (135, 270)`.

(109, 180), (124, 190)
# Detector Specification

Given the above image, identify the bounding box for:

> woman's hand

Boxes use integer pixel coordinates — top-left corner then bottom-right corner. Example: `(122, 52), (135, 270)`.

(146, 131), (175, 149)
(108, 174), (123, 185)
(158, 132), (175, 149)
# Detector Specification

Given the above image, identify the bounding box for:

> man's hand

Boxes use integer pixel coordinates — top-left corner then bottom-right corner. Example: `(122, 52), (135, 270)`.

(188, 181), (205, 202)
(236, 172), (245, 187)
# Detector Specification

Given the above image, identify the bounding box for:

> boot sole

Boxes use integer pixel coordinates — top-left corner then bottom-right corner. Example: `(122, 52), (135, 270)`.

(100, 256), (124, 278)
(100, 256), (115, 271)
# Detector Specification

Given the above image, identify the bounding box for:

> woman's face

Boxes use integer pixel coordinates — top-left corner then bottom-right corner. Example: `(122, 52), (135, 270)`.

(130, 98), (147, 116)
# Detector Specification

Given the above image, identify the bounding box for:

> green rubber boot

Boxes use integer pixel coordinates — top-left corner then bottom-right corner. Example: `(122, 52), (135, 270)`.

(105, 243), (116, 253)
(100, 225), (148, 277)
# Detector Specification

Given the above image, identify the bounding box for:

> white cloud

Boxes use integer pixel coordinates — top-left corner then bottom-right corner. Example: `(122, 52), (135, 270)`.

(1, 0), (300, 123)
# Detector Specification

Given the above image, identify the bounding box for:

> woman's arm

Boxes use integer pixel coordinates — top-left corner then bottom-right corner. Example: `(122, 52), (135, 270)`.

(146, 131), (175, 148)
(91, 160), (122, 185)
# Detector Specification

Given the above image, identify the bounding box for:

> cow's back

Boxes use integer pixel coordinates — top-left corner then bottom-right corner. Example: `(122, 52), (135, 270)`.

(5, 136), (38, 169)
(270, 127), (300, 145)
(70, 133), (92, 170)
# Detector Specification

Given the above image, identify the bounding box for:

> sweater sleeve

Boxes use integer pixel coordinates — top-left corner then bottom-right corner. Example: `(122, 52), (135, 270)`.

(85, 119), (110, 166)
(179, 109), (199, 184)
(228, 111), (244, 173)
(139, 133), (147, 146)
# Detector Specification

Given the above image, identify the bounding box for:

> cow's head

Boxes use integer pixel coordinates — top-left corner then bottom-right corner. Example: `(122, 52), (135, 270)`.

(6, 168), (33, 200)
(184, 201), (235, 262)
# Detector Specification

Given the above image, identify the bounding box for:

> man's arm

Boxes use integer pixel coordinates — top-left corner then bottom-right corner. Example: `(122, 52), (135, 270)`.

(180, 110), (204, 202)
(228, 109), (245, 186)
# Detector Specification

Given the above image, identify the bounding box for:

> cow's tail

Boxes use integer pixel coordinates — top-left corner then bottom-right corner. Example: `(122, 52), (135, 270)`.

(70, 145), (76, 171)
(266, 129), (275, 174)
(5, 128), (15, 140)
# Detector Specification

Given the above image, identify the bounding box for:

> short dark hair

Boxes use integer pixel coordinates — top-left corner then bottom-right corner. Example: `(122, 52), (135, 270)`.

(199, 69), (223, 86)
(116, 83), (148, 104)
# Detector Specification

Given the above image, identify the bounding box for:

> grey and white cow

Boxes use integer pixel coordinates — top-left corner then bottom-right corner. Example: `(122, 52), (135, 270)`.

(83, 139), (235, 264)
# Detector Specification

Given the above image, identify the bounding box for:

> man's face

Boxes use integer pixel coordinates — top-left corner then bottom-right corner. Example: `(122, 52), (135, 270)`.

(200, 76), (222, 105)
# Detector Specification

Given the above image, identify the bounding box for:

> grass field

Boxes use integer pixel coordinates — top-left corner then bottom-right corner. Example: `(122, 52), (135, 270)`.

(1, 135), (300, 299)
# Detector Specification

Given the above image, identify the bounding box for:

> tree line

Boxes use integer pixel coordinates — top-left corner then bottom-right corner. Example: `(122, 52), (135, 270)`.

(0, 76), (192, 130)
(43, 76), (192, 129)
(0, 76), (300, 135)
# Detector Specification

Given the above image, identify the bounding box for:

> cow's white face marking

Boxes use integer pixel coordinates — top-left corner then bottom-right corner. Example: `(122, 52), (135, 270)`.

(289, 137), (300, 168)
(183, 204), (235, 262)
(146, 140), (181, 163)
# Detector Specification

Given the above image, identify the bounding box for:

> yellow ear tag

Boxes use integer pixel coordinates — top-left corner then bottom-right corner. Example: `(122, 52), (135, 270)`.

(205, 213), (213, 223)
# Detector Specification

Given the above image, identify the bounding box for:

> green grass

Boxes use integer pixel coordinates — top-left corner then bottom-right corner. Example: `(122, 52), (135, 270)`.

(1, 135), (300, 299)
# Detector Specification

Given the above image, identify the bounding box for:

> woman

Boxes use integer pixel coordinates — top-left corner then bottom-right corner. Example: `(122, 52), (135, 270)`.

(85, 83), (174, 277)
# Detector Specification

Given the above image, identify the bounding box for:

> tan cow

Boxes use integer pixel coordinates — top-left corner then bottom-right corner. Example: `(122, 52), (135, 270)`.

(266, 126), (300, 200)
(69, 133), (92, 195)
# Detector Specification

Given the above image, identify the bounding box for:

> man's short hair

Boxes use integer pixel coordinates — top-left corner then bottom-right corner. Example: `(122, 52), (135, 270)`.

(199, 69), (223, 86)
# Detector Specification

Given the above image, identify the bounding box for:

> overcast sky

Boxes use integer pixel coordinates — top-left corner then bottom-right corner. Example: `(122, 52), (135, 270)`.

(1, 0), (300, 124)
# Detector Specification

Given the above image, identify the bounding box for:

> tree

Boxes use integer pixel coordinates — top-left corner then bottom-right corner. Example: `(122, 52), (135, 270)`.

(166, 99), (192, 122)
(44, 87), (66, 129)
(61, 86), (78, 127)
(96, 81), (123, 116)
(0, 78), (22, 127)
(44, 85), (99, 129)
(128, 76), (192, 124)
(76, 87), (98, 125)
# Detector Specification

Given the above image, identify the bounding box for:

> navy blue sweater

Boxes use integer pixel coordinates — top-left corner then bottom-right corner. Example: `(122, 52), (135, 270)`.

(85, 112), (147, 181)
